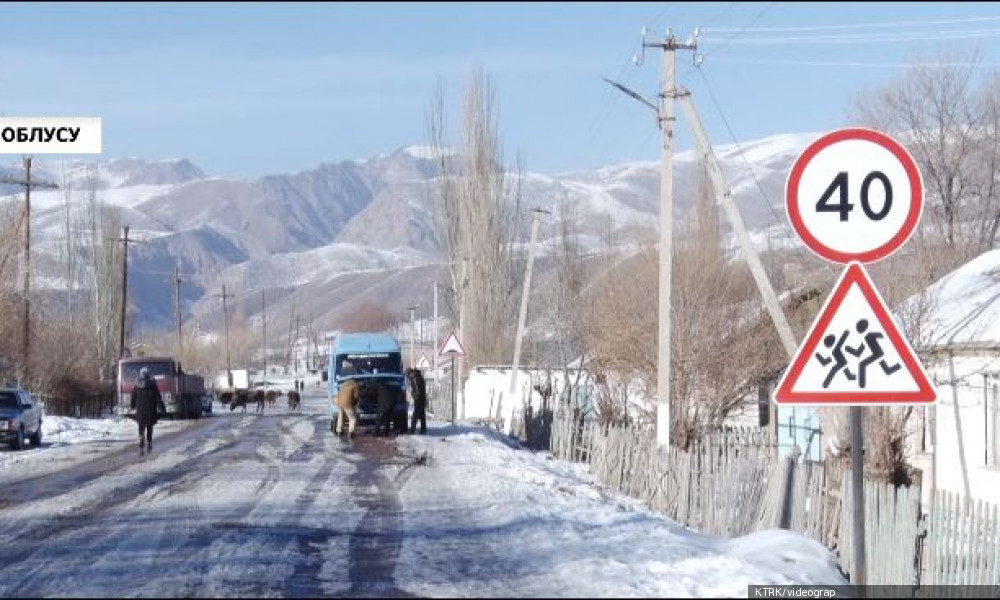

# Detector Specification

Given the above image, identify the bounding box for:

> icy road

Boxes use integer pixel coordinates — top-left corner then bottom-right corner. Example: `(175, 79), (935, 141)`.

(0, 391), (845, 597)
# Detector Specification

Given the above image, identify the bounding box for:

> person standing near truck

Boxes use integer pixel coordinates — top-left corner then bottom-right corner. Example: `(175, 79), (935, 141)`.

(131, 367), (162, 452)
(407, 368), (427, 435)
(333, 378), (361, 438)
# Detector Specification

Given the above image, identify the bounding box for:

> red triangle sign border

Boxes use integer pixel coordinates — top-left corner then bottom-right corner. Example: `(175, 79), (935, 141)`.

(438, 330), (467, 357)
(774, 262), (936, 405)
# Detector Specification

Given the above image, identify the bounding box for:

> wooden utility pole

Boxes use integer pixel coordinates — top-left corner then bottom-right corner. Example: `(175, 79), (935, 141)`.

(117, 225), (142, 360)
(215, 285), (234, 387)
(0, 156), (57, 383)
(509, 208), (549, 396)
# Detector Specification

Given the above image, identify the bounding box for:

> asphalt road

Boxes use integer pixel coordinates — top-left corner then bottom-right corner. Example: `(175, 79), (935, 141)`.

(0, 391), (424, 598)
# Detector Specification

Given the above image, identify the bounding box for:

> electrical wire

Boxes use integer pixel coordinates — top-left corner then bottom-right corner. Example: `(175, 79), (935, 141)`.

(707, 57), (1000, 69)
(703, 14), (1000, 33)
(694, 65), (783, 224)
(699, 27), (1000, 45)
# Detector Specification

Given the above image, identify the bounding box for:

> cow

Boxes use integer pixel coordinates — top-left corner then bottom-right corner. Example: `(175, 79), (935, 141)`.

(228, 391), (249, 413)
(254, 389), (266, 412)
(288, 390), (300, 411)
(265, 389), (279, 410)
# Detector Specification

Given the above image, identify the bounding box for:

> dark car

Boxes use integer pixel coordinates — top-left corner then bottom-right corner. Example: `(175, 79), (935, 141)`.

(0, 388), (43, 450)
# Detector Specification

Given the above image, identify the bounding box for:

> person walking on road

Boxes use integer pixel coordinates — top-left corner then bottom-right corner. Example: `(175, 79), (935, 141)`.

(333, 379), (360, 438)
(131, 367), (162, 452)
(407, 368), (428, 435)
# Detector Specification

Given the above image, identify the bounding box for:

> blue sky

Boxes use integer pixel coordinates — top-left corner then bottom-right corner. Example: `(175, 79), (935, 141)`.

(2, 2), (1000, 178)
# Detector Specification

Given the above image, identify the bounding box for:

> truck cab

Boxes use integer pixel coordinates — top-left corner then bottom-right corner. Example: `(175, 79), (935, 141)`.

(327, 333), (408, 433)
(118, 357), (206, 420)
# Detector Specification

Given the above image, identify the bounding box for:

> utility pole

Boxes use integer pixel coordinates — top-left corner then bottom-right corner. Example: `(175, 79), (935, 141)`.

(215, 285), (234, 387)
(638, 28), (698, 449)
(261, 289), (267, 382)
(509, 207), (550, 396)
(1, 156), (57, 383)
(116, 225), (143, 360)
(678, 94), (798, 357)
(174, 263), (183, 360)
(293, 315), (301, 374)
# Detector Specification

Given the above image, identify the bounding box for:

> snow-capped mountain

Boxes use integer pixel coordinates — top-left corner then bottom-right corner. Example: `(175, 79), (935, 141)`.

(0, 132), (817, 337)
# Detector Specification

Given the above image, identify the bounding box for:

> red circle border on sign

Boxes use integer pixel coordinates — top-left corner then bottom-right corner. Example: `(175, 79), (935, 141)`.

(786, 128), (924, 264)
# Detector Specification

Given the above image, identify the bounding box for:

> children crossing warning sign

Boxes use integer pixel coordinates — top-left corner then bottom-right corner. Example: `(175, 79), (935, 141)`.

(774, 262), (935, 405)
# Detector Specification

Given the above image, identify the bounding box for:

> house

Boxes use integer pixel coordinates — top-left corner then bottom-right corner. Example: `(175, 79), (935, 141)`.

(902, 249), (1000, 504)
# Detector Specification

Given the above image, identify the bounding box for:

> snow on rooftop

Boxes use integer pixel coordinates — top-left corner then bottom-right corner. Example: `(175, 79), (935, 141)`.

(903, 249), (1000, 349)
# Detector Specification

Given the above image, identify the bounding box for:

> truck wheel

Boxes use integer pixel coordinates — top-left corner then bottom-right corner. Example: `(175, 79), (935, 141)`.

(30, 425), (41, 447)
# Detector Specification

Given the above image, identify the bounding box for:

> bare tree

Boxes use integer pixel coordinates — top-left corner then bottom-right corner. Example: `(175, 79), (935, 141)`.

(426, 67), (524, 372)
(336, 301), (399, 333)
(83, 164), (124, 384)
(851, 51), (1000, 280)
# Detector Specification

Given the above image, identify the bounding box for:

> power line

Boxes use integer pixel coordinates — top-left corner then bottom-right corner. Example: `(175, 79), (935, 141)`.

(699, 26), (1000, 45)
(699, 2), (776, 59)
(694, 66), (783, 225)
(704, 14), (1000, 33)
(708, 57), (1000, 69)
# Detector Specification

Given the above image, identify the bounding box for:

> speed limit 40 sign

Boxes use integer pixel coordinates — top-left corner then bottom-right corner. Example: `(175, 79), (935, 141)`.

(786, 128), (924, 264)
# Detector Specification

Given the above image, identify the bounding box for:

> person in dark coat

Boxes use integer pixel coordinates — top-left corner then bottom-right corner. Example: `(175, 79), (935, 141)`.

(131, 367), (162, 451)
(407, 368), (428, 435)
(374, 381), (397, 436)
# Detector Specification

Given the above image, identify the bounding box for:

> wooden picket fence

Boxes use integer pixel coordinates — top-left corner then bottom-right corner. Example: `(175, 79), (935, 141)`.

(922, 490), (1000, 585)
(533, 408), (1000, 590)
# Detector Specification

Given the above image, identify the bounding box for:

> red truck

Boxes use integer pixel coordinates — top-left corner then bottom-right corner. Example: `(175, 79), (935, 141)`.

(117, 357), (206, 420)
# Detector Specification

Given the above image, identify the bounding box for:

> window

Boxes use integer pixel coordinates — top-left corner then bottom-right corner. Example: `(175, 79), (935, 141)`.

(121, 361), (174, 381)
(336, 353), (401, 377)
(0, 392), (18, 410)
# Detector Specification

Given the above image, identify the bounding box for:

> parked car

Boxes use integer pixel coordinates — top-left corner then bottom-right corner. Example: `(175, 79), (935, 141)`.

(201, 393), (213, 416)
(0, 388), (43, 450)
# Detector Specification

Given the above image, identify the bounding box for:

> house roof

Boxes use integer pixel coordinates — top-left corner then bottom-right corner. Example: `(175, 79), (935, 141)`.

(905, 249), (1000, 352)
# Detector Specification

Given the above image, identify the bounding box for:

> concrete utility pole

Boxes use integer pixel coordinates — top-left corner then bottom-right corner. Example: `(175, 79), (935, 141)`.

(636, 28), (698, 448)
(1, 156), (57, 383)
(174, 264), (183, 360)
(509, 207), (550, 396)
(678, 94), (798, 357)
(215, 285), (234, 387)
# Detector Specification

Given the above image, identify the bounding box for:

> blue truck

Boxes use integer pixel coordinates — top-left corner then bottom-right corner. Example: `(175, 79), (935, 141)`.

(327, 332), (408, 434)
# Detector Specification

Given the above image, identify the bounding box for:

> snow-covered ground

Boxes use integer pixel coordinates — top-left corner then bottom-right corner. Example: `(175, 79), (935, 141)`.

(0, 391), (846, 597)
(0, 414), (195, 480)
(394, 426), (846, 597)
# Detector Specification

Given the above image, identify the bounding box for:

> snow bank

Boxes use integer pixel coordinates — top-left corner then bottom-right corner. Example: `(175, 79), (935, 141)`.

(394, 424), (846, 597)
(41, 415), (137, 444)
